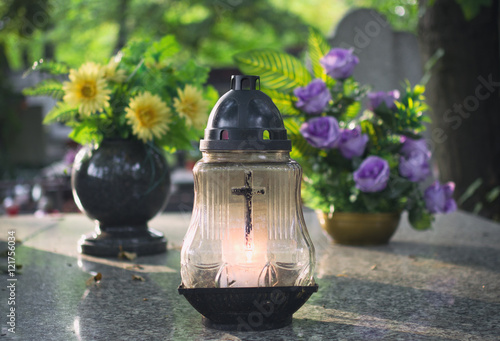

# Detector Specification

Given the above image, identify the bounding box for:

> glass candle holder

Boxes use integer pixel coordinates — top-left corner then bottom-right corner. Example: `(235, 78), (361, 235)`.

(178, 75), (317, 331)
(181, 151), (315, 288)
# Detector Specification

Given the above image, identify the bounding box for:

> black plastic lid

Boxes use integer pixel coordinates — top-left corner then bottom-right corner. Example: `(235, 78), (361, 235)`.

(199, 75), (291, 151)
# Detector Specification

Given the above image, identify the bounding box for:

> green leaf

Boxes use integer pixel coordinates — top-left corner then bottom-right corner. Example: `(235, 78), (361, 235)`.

(121, 39), (151, 65)
(203, 85), (220, 107)
(413, 84), (426, 96)
(455, 0), (492, 20)
(420, 48), (444, 85)
(307, 27), (331, 80)
(373, 105), (395, 127)
(155, 117), (194, 153)
(43, 102), (78, 124)
(233, 49), (311, 91)
(407, 97), (414, 109)
(361, 120), (379, 149)
(360, 193), (380, 212)
(284, 119), (315, 159)
(409, 207), (433, 230)
(261, 89), (301, 116)
(458, 178), (483, 205)
(23, 60), (69, 77)
(152, 35), (180, 58)
(421, 115), (432, 123)
(486, 186), (500, 203)
(145, 35), (181, 67)
(68, 124), (99, 145)
(174, 59), (210, 85)
(342, 101), (361, 121)
(473, 202), (483, 214)
(398, 130), (422, 140)
(22, 80), (65, 100)
(386, 176), (413, 199)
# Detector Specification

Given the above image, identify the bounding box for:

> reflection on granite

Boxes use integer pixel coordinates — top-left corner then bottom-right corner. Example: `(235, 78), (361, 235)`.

(0, 210), (499, 340)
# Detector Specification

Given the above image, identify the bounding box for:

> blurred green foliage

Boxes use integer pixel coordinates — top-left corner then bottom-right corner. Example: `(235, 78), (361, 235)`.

(1, 0), (310, 69)
(428, 0), (493, 21)
(344, 0), (420, 32)
(0, 0), (421, 179)
(0, 0), (424, 72)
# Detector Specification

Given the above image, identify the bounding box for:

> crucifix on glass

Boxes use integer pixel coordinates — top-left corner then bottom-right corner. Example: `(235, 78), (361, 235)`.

(231, 170), (265, 250)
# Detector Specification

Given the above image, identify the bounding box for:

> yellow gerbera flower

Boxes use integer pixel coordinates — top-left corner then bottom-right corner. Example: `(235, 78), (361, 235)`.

(173, 85), (210, 130)
(125, 92), (171, 143)
(62, 62), (110, 116)
(101, 57), (127, 83)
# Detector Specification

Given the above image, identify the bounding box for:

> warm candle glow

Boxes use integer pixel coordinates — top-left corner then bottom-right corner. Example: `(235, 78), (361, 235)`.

(246, 249), (253, 263)
(219, 207), (268, 287)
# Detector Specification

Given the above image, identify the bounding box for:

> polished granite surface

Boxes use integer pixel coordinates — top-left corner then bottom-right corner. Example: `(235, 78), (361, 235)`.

(0, 210), (499, 340)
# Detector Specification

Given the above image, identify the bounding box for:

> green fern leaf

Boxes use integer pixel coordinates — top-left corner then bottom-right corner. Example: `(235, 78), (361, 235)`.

(69, 124), (98, 145)
(307, 27), (331, 81)
(23, 80), (64, 100)
(234, 49), (311, 91)
(261, 89), (301, 116)
(43, 102), (78, 124)
(284, 119), (315, 159)
(23, 60), (69, 77)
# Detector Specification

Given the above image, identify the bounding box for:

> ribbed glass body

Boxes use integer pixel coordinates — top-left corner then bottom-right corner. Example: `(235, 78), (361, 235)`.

(181, 151), (315, 288)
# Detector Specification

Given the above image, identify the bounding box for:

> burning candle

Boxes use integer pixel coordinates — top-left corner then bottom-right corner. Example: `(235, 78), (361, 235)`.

(178, 75), (317, 331)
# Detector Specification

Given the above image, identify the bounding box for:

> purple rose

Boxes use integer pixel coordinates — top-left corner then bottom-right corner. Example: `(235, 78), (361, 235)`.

(294, 79), (331, 115)
(320, 48), (359, 80)
(400, 137), (429, 157)
(338, 126), (369, 159)
(399, 151), (431, 182)
(368, 90), (400, 111)
(424, 181), (457, 214)
(300, 116), (340, 149)
(353, 156), (390, 192)
(399, 137), (431, 182)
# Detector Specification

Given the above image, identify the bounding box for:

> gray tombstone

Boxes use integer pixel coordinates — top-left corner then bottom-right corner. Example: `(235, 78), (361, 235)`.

(9, 105), (46, 167)
(330, 8), (422, 92)
(10, 71), (70, 166)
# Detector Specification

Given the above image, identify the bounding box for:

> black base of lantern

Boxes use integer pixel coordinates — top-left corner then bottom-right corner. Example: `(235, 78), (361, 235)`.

(178, 284), (318, 331)
(78, 224), (167, 257)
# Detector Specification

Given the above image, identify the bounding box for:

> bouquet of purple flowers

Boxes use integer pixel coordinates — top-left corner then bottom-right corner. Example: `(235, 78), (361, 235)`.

(235, 29), (456, 229)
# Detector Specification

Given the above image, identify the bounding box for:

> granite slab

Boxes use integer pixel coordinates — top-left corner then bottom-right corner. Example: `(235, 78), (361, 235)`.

(0, 210), (498, 340)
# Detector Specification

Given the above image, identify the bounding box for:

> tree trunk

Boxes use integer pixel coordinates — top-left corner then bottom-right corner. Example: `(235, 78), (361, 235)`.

(418, 0), (500, 219)
(114, 0), (130, 52)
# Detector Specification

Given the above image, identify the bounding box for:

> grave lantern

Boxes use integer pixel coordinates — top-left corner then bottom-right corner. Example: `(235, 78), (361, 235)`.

(178, 75), (317, 331)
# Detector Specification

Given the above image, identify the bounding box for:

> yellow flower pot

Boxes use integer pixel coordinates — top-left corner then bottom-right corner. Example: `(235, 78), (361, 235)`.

(316, 211), (401, 245)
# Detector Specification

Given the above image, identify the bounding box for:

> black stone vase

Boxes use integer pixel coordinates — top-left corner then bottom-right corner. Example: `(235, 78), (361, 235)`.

(72, 138), (171, 257)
